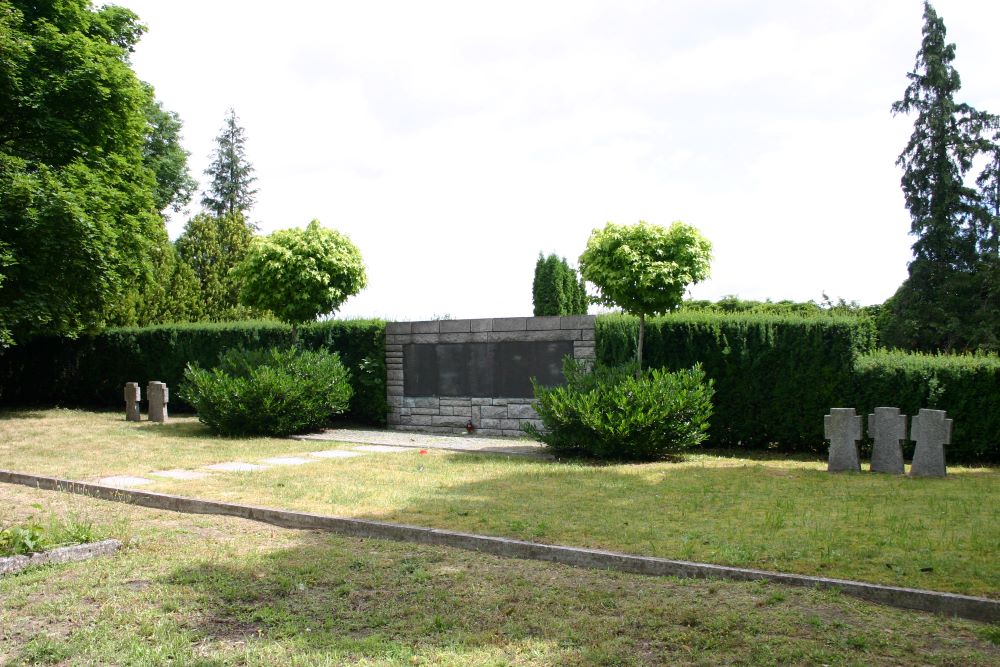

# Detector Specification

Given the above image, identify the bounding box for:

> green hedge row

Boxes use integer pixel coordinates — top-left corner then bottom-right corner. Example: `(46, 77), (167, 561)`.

(596, 313), (877, 452)
(0, 319), (387, 426)
(596, 313), (999, 462)
(854, 351), (999, 463)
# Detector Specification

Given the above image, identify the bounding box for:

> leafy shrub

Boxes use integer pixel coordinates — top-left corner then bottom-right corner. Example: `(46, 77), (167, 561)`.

(0, 520), (46, 556)
(0, 512), (106, 557)
(181, 347), (353, 436)
(525, 360), (714, 461)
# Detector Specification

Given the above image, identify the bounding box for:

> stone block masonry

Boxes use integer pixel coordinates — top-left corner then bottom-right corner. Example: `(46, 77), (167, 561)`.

(386, 316), (596, 436)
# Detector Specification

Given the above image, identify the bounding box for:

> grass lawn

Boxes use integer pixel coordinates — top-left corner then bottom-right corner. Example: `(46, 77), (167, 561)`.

(2, 483), (998, 666)
(2, 408), (998, 599)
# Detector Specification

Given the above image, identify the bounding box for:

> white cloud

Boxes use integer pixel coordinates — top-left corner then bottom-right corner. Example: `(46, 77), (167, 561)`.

(120, 0), (1000, 318)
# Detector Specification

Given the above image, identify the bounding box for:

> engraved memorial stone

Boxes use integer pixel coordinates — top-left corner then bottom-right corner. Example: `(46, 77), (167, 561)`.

(868, 407), (906, 474)
(124, 382), (141, 422)
(910, 408), (951, 477)
(824, 408), (862, 472)
(147, 381), (169, 423)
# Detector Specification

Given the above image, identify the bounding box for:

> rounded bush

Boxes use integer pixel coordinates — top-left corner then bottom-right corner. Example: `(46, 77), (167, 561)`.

(180, 347), (353, 436)
(525, 361), (714, 461)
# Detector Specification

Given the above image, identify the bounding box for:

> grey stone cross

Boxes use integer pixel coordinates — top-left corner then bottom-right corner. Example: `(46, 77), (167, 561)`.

(124, 382), (141, 422)
(824, 408), (862, 472)
(147, 381), (169, 423)
(868, 407), (907, 474)
(910, 409), (951, 477)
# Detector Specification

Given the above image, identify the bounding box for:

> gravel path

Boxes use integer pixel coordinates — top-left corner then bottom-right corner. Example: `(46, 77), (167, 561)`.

(292, 428), (551, 458)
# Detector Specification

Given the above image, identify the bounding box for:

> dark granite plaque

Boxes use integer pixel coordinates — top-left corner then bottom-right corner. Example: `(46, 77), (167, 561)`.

(404, 341), (572, 398)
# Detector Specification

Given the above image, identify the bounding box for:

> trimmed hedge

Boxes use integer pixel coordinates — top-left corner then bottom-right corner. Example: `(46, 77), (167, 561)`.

(596, 313), (999, 462)
(0, 319), (386, 426)
(854, 351), (1000, 463)
(596, 313), (877, 451)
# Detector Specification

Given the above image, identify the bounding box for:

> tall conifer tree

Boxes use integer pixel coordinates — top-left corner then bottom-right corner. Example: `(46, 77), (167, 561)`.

(881, 2), (999, 352)
(201, 108), (258, 221)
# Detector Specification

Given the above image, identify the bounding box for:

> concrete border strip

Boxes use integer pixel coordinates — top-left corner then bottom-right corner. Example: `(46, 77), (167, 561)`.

(1, 539), (122, 576)
(2, 469), (996, 623)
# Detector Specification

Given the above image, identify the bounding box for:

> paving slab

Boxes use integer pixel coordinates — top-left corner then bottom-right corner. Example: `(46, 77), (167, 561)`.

(295, 428), (550, 458)
(203, 461), (270, 472)
(95, 475), (152, 488)
(260, 456), (313, 466)
(353, 444), (411, 453)
(309, 450), (365, 459)
(149, 469), (210, 480)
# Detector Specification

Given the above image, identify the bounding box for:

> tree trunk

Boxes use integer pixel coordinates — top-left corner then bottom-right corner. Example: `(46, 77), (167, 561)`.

(637, 313), (645, 377)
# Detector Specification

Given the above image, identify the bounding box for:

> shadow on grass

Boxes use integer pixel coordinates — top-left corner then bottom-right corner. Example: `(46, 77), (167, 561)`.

(357, 452), (999, 596)
(132, 421), (214, 439)
(0, 410), (48, 420)
(156, 536), (696, 664)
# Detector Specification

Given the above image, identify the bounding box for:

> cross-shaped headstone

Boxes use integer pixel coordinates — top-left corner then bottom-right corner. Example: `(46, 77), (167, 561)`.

(147, 381), (169, 423)
(124, 382), (141, 422)
(868, 407), (907, 474)
(910, 408), (951, 477)
(824, 408), (862, 472)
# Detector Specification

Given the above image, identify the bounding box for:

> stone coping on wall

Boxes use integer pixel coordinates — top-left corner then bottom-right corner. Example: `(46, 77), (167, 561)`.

(386, 316), (596, 436)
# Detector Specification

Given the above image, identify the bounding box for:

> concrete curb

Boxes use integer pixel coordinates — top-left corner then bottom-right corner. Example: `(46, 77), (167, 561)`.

(0, 538), (122, 576)
(2, 469), (996, 623)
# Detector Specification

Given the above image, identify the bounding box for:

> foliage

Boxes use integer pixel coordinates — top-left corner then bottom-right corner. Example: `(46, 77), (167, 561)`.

(0, 1), (170, 344)
(681, 295), (874, 317)
(854, 350), (1000, 462)
(104, 239), (204, 327)
(596, 313), (876, 452)
(142, 92), (197, 216)
(0, 319), (387, 424)
(525, 359), (714, 461)
(234, 220), (367, 326)
(0, 511), (104, 557)
(201, 108), (257, 219)
(175, 212), (256, 320)
(180, 347), (353, 436)
(579, 221), (711, 369)
(882, 2), (1000, 352)
(0, 1), (198, 341)
(531, 253), (587, 316)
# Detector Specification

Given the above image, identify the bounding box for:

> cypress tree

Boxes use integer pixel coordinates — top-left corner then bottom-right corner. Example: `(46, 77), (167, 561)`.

(532, 252), (588, 316)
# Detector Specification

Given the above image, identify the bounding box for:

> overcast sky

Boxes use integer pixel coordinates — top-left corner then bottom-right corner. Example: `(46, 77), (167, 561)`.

(118, 0), (1000, 320)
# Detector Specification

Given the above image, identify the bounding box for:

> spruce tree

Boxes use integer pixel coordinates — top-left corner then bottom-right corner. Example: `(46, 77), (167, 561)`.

(201, 108), (258, 221)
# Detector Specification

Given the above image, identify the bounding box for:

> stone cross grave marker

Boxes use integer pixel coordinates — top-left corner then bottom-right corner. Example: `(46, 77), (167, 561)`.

(824, 408), (862, 472)
(147, 381), (169, 423)
(910, 408), (951, 477)
(868, 407), (907, 474)
(124, 382), (141, 422)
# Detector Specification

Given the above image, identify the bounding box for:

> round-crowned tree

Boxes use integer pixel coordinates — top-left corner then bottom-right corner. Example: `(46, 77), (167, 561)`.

(579, 220), (712, 370)
(233, 220), (367, 331)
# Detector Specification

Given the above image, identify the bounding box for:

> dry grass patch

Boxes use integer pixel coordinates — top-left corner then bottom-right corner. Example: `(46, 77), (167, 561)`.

(1, 484), (998, 666)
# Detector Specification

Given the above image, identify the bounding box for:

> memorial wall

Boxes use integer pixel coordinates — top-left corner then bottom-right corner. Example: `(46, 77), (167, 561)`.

(386, 316), (596, 436)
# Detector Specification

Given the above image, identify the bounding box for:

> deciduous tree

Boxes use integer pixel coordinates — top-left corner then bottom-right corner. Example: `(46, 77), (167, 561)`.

(233, 220), (367, 334)
(0, 0), (166, 343)
(579, 221), (712, 370)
